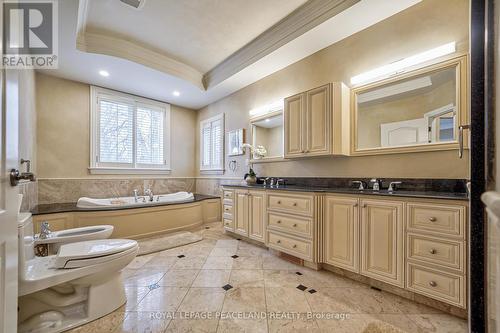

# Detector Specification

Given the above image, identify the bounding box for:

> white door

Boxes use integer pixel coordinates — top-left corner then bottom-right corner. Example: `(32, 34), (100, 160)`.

(0, 68), (20, 332)
(380, 118), (428, 147)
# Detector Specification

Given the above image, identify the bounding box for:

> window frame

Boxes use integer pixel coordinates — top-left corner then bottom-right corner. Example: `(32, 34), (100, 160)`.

(89, 86), (171, 175)
(199, 113), (225, 174)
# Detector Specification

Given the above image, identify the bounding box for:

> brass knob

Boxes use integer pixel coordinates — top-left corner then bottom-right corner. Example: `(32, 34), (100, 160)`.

(363, 204), (367, 208)
(277, 201), (282, 204)
(293, 202), (297, 206)
(429, 217), (437, 222)
(277, 220), (282, 224)
(277, 240), (281, 244)
(429, 249), (437, 254)
(354, 203), (358, 207)
(429, 281), (437, 287)
(293, 244), (297, 248)
(293, 223), (297, 227)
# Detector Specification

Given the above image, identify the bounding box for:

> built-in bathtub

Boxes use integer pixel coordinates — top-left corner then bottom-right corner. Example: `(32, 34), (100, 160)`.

(31, 194), (221, 239)
(76, 191), (195, 209)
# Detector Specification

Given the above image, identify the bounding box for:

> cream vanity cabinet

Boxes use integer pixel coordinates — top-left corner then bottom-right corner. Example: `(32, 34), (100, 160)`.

(360, 199), (404, 287)
(223, 188), (266, 243)
(266, 191), (316, 262)
(323, 194), (468, 308)
(284, 83), (349, 158)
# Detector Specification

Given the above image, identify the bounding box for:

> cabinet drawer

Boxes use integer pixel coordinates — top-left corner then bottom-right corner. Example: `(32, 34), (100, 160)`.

(407, 203), (465, 238)
(267, 231), (312, 261)
(268, 213), (312, 238)
(223, 190), (234, 200)
(407, 234), (464, 271)
(223, 218), (234, 230)
(268, 193), (313, 216)
(223, 205), (233, 215)
(407, 263), (465, 307)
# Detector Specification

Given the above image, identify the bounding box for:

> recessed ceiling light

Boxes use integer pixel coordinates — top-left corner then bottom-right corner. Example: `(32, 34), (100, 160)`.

(173, 91), (180, 97)
(99, 70), (109, 77)
(265, 118), (270, 122)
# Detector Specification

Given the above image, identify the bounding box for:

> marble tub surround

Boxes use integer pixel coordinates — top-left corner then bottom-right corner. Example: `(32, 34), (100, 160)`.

(196, 177), (243, 197)
(18, 180), (38, 212)
(38, 178), (196, 204)
(31, 194), (219, 215)
(67, 222), (467, 333)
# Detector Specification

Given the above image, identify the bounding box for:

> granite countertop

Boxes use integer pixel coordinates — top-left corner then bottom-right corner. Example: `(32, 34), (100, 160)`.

(31, 194), (220, 215)
(222, 184), (469, 201)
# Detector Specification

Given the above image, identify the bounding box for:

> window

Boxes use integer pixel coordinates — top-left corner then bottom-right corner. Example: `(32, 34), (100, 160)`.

(200, 113), (224, 173)
(90, 87), (170, 174)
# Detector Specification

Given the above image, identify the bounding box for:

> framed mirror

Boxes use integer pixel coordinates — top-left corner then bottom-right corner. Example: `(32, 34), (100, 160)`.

(250, 111), (284, 162)
(351, 56), (468, 155)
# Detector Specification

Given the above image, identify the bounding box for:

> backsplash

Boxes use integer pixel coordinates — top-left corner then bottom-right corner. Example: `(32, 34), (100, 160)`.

(38, 178), (196, 204)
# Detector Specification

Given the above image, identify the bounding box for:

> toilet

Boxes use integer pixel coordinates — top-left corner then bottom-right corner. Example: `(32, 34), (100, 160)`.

(17, 213), (138, 333)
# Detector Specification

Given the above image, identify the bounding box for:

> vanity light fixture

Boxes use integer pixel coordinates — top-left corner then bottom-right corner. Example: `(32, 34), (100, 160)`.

(249, 100), (283, 118)
(350, 42), (456, 86)
(357, 76), (432, 104)
(99, 70), (110, 77)
(172, 91), (180, 97)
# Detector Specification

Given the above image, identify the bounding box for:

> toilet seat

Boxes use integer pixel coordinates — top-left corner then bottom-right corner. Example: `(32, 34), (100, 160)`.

(54, 239), (138, 269)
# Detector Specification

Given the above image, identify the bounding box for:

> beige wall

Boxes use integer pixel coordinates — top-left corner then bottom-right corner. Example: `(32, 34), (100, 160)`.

(196, 0), (470, 179)
(36, 73), (197, 179)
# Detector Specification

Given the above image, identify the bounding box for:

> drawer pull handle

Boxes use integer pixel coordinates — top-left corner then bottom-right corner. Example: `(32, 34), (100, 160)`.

(293, 244), (297, 248)
(429, 281), (437, 287)
(293, 223), (297, 227)
(429, 217), (437, 222)
(277, 240), (281, 244)
(362, 204), (367, 208)
(225, 208), (230, 211)
(277, 220), (282, 224)
(277, 201), (282, 204)
(429, 249), (437, 254)
(293, 202), (297, 206)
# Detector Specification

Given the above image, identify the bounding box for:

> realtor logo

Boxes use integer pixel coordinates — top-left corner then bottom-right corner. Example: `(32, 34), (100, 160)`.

(2, 0), (58, 68)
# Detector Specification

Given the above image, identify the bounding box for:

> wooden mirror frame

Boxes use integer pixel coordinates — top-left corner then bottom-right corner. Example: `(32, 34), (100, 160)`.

(350, 55), (469, 156)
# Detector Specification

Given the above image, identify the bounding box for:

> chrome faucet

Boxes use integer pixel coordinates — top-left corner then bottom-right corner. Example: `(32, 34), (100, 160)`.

(144, 188), (154, 202)
(133, 189), (139, 202)
(352, 180), (367, 190)
(370, 178), (381, 191)
(276, 179), (285, 188)
(39, 222), (52, 239)
(388, 181), (402, 192)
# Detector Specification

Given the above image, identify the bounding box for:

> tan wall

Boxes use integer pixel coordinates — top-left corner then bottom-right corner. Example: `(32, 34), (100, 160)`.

(196, 0), (470, 180)
(36, 73), (197, 179)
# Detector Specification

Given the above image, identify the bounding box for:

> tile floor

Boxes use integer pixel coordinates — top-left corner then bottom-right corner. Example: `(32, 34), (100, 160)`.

(69, 222), (467, 333)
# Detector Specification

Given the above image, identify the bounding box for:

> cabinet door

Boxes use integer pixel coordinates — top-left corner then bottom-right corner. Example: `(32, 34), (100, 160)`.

(249, 191), (265, 242)
(360, 199), (404, 287)
(324, 196), (359, 272)
(235, 190), (249, 236)
(306, 84), (331, 156)
(284, 93), (305, 157)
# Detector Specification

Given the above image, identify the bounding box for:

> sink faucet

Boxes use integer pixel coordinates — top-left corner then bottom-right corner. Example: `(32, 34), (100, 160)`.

(388, 181), (402, 192)
(133, 189), (139, 202)
(370, 178), (382, 191)
(276, 179), (285, 188)
(352, 180), (367, 190)
(39, 222), (52, 239)
(144, 188), (154, 202)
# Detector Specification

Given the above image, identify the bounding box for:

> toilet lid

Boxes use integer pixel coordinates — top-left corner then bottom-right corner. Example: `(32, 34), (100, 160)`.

(55, 239), (137, 268)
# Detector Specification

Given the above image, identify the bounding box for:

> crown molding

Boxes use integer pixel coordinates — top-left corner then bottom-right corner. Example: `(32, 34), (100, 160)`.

(75, 0), (204, 90)
(203, 0), (360, 89)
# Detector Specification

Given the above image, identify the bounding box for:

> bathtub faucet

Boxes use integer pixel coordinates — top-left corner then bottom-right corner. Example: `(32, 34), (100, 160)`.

(144, 188), (154, 202)
(133, 189), (139, 203)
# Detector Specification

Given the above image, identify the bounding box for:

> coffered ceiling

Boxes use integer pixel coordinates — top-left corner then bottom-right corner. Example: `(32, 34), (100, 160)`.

(39, 0), (422, 109)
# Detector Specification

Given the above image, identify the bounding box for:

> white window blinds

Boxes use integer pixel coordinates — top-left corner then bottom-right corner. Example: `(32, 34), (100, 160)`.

(200, 114), (224, 171)
(91, 87), (170, 173)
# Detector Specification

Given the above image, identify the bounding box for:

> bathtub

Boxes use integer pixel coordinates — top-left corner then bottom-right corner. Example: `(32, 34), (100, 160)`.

(77, 191), (194, 209)
(32, 194), (220, 239)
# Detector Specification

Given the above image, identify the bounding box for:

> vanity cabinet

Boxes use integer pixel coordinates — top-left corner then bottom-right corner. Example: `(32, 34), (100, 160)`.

(227, 189), (266, 243)
(360, 199), (404, 287)
(324, 196), (359, 272)
(284, 83), (349, 158)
